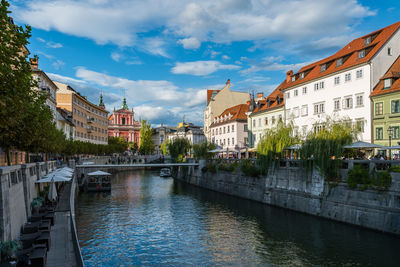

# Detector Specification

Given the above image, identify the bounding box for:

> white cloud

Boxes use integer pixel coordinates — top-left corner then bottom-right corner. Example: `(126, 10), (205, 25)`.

(178, 37), (200, 49)
(240, 56), (311, 74)
(52, 59), (65, 70)
(171, 60), (239, 76)
(37, 37), (45, 42)
(137, 37), (169, 57)
(46, 41), (63, 48)
(13, 0), (375, 51)
(222, 55), (230, 60)
(47, 73), (87, 84)
(111, 52), (123, 62)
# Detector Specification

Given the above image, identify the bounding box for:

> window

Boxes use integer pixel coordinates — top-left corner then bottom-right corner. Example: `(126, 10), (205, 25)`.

(356, 120), (365, 133)
(228, 138), (230, 145)
(356, 69), (363, 79)
(286, 109), (291, 118)
(343, 97), (353, 109)
(314, 102), (325, 114)
(122, 117), (125, 125)
(253, 120), (255, 127)
(301, 105), (308, 116)
(375, 102), (383, 116)
(334, 99), (340, 111)
(279, 115), (282, 122)
(302, 87), (307, 95)
(392, 100), (400, 113)
(300, 73), (304, 79)
(388, 47), (393, 56)
(320, 64), (326, 72)
(219, 128), (221, 134)
(376, 127), (383, 140)
(356, 95), (363, 107)
(272, 116), (276, 124)
(336, 58), (343, 66)
(232, 137), (235, 145)
(244, 124), (248, 131)
(384, 78), (392, 88)
(258, 118), (261, 127)
(286, 92), (290, 98)
(265, 117), (268, 125)
(223, 127), (226, 134)
(364, 36), (371, 45)
(232, 125), (234, 132)
(358, 50), (365, 59)
(294, 89), (298, 96)
(392, 126), (400, 139)
(314, 81), (324, 91)
(227, 126), (230, 133)
(293, 107), (299, 118)
(334, 76), (340, 85)
(291, 76), (295, 82)
(302, 126), (307, 136)
(345, 73), (351, 82)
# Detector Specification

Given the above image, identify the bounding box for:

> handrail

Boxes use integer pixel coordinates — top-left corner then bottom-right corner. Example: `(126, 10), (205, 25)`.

(69, 173), (85, 267)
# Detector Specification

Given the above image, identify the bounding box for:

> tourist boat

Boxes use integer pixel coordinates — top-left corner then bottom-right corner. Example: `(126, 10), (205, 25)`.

(85, 170), (112, 192)
(160, 168), (171, 177)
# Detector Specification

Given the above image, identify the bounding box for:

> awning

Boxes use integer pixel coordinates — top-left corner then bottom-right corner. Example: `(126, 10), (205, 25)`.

(88, 170), (111, 176)
(343, 141), (385, 149)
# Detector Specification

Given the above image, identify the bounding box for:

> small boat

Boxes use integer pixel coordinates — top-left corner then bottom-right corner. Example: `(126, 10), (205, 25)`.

(160, 168), (171, 177)
(85, 170), (112, 192)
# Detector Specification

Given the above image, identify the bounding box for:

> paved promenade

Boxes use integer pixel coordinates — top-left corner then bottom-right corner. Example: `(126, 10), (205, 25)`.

(46, 183), (79, 267)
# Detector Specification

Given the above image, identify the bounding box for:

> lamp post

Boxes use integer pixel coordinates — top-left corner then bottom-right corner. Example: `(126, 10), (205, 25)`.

(387, 126), (393, 160)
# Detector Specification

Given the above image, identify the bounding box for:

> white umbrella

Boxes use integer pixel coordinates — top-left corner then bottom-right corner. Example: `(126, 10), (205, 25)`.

(343, 141), (385, 149)
(88, 170), (111, 176)
(208, 148), (225, 153)
(36, 174), (71, 183)
(60, 167), (73, 172)
(48, 178), (58, 202)
(283, 144), (302, 150)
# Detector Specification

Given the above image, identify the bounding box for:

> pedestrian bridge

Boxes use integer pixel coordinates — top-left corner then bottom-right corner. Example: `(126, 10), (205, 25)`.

(76, 163), (199, 169)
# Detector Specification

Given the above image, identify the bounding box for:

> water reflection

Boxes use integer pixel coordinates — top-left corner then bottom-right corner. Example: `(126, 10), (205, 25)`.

(76, 170), (400, 266)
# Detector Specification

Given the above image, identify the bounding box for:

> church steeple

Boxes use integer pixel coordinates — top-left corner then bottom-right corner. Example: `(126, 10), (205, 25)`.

(122, 91), (128, 109)
(99, 91), (105, 109)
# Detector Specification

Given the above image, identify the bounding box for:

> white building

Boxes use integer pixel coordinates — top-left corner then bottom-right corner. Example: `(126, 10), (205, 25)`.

(210, 104), (248, 150)
(30, 58), (58, 121)
(283, 21), (400, 142)
(247, 86), (285, 148)
(56, 107), (75, 140)
(204, 80), (249, 141)
(168, 123), (206, 145)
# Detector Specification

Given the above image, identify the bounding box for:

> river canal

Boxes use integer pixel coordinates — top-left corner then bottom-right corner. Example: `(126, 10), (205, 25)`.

(76, 170), (400, 266)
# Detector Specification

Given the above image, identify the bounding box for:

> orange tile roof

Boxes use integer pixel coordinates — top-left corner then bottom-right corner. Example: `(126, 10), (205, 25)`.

(207, 89), (221, 105)
(251, 80), (286, 114)
(282, 21), (400, 91)
(370, 55), (400, 97)
(210, 104), (249, 127)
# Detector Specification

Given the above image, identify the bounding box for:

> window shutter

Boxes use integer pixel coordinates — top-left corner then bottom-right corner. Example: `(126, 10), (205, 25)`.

(392, 101), (395, 113)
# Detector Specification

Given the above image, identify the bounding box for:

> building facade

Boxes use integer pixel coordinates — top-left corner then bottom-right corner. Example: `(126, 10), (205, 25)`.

(55, 82), (109, 144)
(167, 122), (206, 145)
(371, 55), (400, 147)
(152, 125), (177, 153)
(108, 97), (141, 144)
(283, 21), (400, 142)
(31, 58), (58, 121)
(56, 107), (75, 140)
(204, 80), (249, 141)
(247, 87), (285, 148)
(210, 104), (248, 150)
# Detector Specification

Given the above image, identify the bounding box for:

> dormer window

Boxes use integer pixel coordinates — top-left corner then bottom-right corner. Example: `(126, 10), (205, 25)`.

(336, 58), (342, 67)
(267, 99), (271, 107)
(320, 64), (326, 72)
(384, 78), (392, 89)
(364, 36), (371, 45)
(291, 76), (295, 82)
(300, 72), (304, 79)
(358, 50), (365, 59)
(276, 96), (281, 105)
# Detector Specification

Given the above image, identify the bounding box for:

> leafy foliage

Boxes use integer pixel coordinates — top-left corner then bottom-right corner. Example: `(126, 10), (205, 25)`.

(300, 118), (358, 180)
(347, 165), (392, 190)
(192, 142), (216, 160)
(218, 162), (238, 172)
(240, 159), (261, 177)
(160, 140), (169, 155)
(257, 121), (299, 173)
(167, 137), (191, 162)
(0, 240), (20, 261)
(139, 120), (155, 155)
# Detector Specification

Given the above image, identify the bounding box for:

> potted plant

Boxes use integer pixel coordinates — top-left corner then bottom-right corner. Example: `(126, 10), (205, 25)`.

(31, 197), (43, 214)
(0, 240), (20, 265)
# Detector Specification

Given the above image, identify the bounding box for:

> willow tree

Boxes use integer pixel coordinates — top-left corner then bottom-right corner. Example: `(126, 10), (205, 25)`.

(300, 117), (359, 180)
(167, 137), (191, 162)
(257, 121), (299, 173)
(192, 142), (216, 160)
(139, 120), (155, 155)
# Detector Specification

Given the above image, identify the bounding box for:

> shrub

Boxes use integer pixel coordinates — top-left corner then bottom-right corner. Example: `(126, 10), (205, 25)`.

(218, 162), (236, 172)
(240, 160), (261, 177)
(388, 165), (400, 173)
(207, 163), (217, 173)
(0, 240), (20, 261)
(347, 165), (369, 189)
(371, 170), (392, 189)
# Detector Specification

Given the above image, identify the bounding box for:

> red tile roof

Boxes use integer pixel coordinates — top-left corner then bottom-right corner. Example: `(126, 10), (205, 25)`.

(251, 80), (286, 115)
(210, 104), (248, 127)
(282, 21), (400, 91)
(207, 89), (221, 105)
(370, 55), (400, 97)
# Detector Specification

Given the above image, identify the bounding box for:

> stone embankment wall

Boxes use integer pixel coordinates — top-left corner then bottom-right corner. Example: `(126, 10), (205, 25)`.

(0, 161), (59, 241)
(176, 160), (400, 235)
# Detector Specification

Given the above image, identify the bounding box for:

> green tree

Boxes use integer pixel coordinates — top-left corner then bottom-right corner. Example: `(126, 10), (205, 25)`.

(139, 120), (154, 155)
(128, 141), (138, 153)
(0, 0), (39, 165)
(257, 121), (299, 173)
(167, 137), (191, 162)
(192, 142), (216, 160)
(160, 140), (169, 155)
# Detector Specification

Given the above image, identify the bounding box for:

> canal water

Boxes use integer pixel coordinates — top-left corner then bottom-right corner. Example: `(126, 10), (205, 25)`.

(76, 170), (400, 266)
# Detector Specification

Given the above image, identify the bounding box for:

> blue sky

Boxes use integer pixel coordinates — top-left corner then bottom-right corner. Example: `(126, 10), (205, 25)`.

(9, 0), (400, 126)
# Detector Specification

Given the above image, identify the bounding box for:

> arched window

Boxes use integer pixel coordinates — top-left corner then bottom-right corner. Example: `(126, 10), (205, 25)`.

(122, 117), (126, 125)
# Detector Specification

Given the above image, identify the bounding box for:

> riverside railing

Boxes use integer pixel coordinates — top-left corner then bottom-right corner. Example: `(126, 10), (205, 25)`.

(70, 172), (85, 267)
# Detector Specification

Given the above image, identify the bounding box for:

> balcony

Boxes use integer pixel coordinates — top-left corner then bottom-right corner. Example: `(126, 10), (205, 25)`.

(87, 116), (95, 123)
(87, 126), (93, 133)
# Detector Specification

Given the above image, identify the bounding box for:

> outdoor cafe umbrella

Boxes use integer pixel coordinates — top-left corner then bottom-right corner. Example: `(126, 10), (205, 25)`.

(48, 178), (57, 202)
(343, 141), (385, 149)
(283, 144), (302, 150)
(36, 174), (71, 183)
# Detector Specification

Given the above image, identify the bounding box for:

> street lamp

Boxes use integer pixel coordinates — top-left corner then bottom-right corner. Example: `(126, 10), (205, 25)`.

(387, 126), (393, 160)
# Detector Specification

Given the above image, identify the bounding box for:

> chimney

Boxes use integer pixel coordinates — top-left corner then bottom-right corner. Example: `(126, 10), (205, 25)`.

(30, 57), (38, 69)
(226, 79), (230, 85)
(257, 92), (263, 98)
(286, 70), (293, 83)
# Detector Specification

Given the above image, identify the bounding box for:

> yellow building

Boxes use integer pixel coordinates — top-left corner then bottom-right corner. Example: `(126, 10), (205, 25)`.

(55, 82), (109, 144)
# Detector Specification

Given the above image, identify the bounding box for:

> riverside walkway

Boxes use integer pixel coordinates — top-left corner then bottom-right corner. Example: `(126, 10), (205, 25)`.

(46, 182), (81, 267)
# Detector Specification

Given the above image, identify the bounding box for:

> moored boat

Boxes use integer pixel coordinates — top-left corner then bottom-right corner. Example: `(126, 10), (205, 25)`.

(160, 168), (171, 177)
(85, 170), (112, 192)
